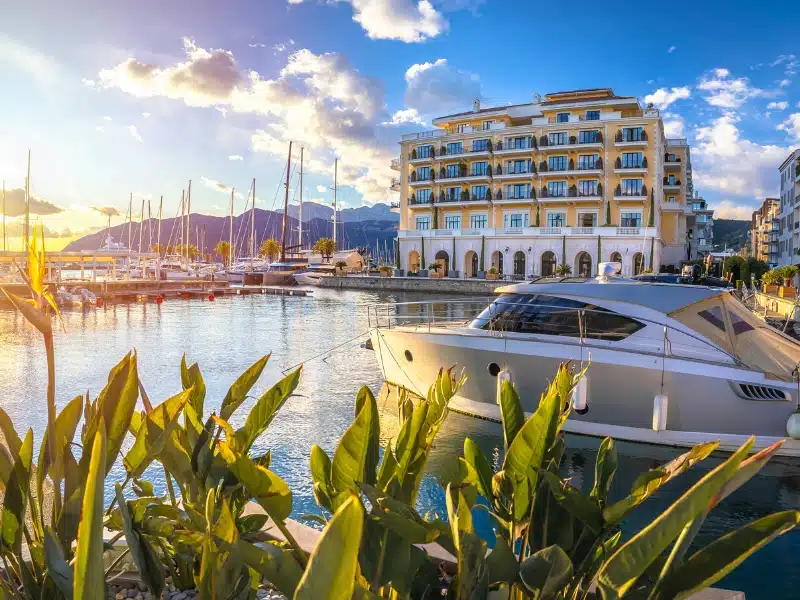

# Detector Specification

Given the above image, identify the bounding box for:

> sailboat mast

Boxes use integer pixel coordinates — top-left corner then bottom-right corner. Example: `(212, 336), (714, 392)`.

(127, 193), (133, 259)
(157, 196), (163, 256)
(299, 147), (304, 249)
(2, 180), (5, 252)
(333, 157), (338, 249)
(186, 180), (192, 263)
(147, 199), (152, 252)
(138, 198), (144, 254)
(280, 141), (292, 263)
(180, 190), (185, 256)
(229, 188), (235, 267)
(250, 178), (255, 265)
(24, 150), (30, 249)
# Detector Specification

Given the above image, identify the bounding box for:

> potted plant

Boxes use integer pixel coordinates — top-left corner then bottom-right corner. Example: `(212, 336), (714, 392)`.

(555, 263), (572, 276)
(334, 260), (347, 276)
(428, 263), (442, 278)
(378, 265), (393, 278)
(763, 269), (781, 295)
(486, 266), (499, 280)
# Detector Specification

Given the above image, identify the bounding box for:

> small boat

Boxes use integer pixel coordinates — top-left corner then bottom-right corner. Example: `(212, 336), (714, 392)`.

(293, 250), (365, 285)
(368, 264), (800, 457)
(56, 287), (97, 307)
(294, 264), (336, 286)
(159, 259), (202, 281)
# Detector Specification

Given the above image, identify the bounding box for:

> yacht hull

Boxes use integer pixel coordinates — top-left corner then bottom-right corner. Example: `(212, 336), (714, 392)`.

(369, 327), (800, 455)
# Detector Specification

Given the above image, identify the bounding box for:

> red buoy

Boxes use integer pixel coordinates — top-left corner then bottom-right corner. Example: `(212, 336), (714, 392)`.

(208, 293), (215, 301)
(156, 295), (163, 304)
(96, 298), (104, 308)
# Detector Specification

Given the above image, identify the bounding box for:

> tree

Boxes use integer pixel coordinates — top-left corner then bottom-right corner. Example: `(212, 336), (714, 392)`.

(214, 241), (232, 267)
(260, 237), (280, 261)
(312, 237), (336, 261)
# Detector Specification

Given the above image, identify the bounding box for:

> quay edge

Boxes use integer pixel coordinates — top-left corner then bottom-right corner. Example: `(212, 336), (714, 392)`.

(316, 275), (507, 294)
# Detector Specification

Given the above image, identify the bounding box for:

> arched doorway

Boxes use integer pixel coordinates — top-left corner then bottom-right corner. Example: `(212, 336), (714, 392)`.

(632, 252), (645, 275)
(576, 252), (592, 277)
(610, 251), (622, 264)
(435, 250), (449, 277)
(464, 250), (478, 278)
(491, 250), (503, 274)
(541, 251), (556, 277)
(407, 250), (420, 274)
(513, 251), (526, 278)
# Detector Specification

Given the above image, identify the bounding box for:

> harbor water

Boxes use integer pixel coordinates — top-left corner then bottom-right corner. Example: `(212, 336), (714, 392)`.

(1, 288), (798, 598)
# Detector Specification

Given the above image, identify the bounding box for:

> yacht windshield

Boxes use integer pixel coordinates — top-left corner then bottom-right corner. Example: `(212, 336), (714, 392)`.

(469, 293), (645, 341)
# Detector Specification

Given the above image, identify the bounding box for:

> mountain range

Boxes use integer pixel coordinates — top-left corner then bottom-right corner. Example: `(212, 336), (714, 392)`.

(713, 219), (751, 251)
(62, 208), (399, 255)
(278, 202), (399, 223)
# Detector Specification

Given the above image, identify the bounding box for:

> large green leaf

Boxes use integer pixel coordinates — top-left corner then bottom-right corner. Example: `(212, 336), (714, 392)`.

(220, 355), (270, 421)
(0, 408), (22, 456)
(37, 395), (83, 496)
(597, 438), (752, 599)
(235, 366), (302, 452)
(330, 385), (379, 502)
(539, 470), (603, 534)
(73, 420), (107, 600)
(114, 483), (165, 597)
(359, 484), (437, 544)
(498, 377), (524, 448)
(44, 527), (73, 599)
(2, 428), (33, 552)
(658, 510), (800, 600)
(591, 437), (617, 508)
(353, 386), (380, 487)
(486, 533), (518, 584)
(181, 355), (207, 417)
(124, 389), (190, 478)
(2, 289), (52, 334)
(235, 540), (303, 598)
(463, 437), (493, 501)
(217, 441), (293, 522)
(519, 545), (573, 600)
(295, 494), (365, 600)
(309, 445), (333, 511)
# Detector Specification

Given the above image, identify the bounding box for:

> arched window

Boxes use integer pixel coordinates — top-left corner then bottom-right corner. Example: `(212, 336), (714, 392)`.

(541, 251), (557, 277)
(491, 250), (504, 274)
(610, 251), (622, 263)
(407, 250), (420, 274)
(464, 250), (478, 278)
(513, 251), (526, 278)
(471, 252), (479, 277)
(435, 250), (450, 276)
(577, 252), (592, 277)
(633, 252), (645, 276)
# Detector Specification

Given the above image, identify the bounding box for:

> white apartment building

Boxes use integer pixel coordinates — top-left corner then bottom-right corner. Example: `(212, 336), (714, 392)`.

(779, 149), (800, 266)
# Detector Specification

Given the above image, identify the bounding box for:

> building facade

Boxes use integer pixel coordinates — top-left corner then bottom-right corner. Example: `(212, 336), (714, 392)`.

(392, 88), (693, 278)
(686, 193), (714, 261)
(779, 149), (800, 266)
(751, 198), (780, 267)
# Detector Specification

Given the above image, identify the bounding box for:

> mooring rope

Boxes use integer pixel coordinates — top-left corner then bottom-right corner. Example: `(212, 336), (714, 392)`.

(280, 327), (372, 373)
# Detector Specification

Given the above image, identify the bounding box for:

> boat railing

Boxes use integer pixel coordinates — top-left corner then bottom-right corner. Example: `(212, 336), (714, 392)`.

(367, 299), (743, 366)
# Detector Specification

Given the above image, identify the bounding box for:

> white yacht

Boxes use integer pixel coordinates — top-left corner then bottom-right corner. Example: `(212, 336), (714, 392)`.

(294, 263), (337, 286)
(293, 250), (365, 285)
(159, 258), (202, 281)
(368, 268), (800, 457)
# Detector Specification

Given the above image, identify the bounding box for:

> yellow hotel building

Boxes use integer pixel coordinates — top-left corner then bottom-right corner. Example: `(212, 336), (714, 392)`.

(392, 88), (693, 278)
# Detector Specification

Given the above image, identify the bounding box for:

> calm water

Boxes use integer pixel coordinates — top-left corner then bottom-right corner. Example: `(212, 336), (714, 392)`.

(1, 288), (798, 598)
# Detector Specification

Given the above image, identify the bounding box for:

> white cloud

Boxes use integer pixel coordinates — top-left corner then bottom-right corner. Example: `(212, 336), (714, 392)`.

(777, 113), (800, 139)
(382, 107), (426, 126)
(273, 40), (296, 53)
(95, 126), (104, 133)
(248, 43), (266, 48)
(228, 154), (244, 161)
(403, 58), (481, 115)
(643, 86), (690, 110)
(693, 114), (787, 197)
(98, 39), (397, 201)
(316, 185), (327, 193)
(662, 113), (685, 138)
(142, 111), (151, 118)
(771, 54), (798, 76)
(697, 68), (762, 108)
(667, 45), (676, 53)
(200, 176), (243, 198)
(103, 115), (113, 121)
(215, 107), (228, 117)
(82, 77), (96, 87)
(0, 34), (60, 87)
(712, 200), (754, 220)
(767, 101), (789, 110)
(127, 125), (143, 142)
(779, 79), (791, 88)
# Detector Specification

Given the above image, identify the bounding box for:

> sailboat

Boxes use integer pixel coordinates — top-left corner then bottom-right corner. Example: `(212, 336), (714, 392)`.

(226, 178), (269, 284)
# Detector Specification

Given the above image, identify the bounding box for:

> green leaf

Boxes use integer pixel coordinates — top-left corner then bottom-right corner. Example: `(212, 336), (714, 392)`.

(73, 419), (107, 600)
(463, 438), (493, 501)
(2, 289), (52, 334)
(181, 356), (207, 417)
(486, 533), (518, 584)
(38, 395), (83, 499)
(309, 445), (333, 511)
(123, 389), (190, 478)
(2, 428), (33, 553)
(498, 378), (524, 448)
(0, 408), (22, 457)
(603, 440), (719, 525)
(44, 528), (73, 600)
(360, 484), (437, 544)
(659, 510), (800, 600)
(115, 483), (165, 597)
(330, 385), (379, 502)
(235, 366), (302, 452)
(597, 438), (753, 600)
(295, 494), (365, 600)
(217, 441), (293, 522)
(539, 470), (603, 534)
(220, 355), (270, 421)
(591, 437), (617, 508)
(519, 545), (573, 600)
(235, 540), (304, 598)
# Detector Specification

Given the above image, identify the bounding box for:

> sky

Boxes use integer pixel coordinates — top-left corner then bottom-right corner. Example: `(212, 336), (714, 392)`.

(1, 0), (800, 249)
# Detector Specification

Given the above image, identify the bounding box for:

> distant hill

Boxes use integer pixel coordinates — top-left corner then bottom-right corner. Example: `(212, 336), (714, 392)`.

(279, 202), (399, 223)
(62, 209), (398, 255)
(713, 219), (750, 251)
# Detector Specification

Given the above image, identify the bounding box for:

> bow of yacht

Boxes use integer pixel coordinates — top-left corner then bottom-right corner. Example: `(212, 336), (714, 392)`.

(368, 272), (800, 457)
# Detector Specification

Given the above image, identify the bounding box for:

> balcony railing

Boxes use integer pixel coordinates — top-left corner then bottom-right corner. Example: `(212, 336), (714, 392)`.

(390, 158), (401, 171)
(614, 184), (648, 197)
(615, 156), (648, 169)
(408, 196), (433, 206)
(615, 130), (648, 143)
(493, 189), (535, 201)
(663, 177), (682, 187)
(409, 171), (435, 183)
(495, 138), (537, 151)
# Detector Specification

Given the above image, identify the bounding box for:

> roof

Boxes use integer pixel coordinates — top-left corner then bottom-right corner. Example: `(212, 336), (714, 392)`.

(545, 87), (614, 98)
(433, 102), (537, 122)
(493, 280), (725, 314)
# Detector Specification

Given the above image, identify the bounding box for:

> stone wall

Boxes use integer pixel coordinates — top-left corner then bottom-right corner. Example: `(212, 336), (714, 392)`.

(316, 275), (507, 294)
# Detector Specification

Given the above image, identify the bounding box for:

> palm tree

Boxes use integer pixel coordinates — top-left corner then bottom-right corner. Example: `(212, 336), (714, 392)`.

(214, 240), (232, 267)
(259, 237), (280, 262)
(312, 237), (336, 262)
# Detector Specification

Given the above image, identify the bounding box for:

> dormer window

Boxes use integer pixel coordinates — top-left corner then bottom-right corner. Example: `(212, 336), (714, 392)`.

(556, 113), (570, 123)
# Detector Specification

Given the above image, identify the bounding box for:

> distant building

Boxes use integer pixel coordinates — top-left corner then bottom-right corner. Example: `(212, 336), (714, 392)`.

(751, 198), (780, 267)
(778, 149), (800, 265)
(685, 192), (714, 261)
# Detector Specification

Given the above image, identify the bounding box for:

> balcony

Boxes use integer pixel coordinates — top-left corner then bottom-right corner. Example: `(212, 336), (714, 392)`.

(663, 177), (682, 191)
(493, 139), (537, 156)
(661, 199), (684, 211)
(397, 226), (659, 238)
(408, 195), (433, 208)
(390, 158), (401, 171)
(664, 156), (682, 170)
(435, 192), (490, 206)
(614, 184), (648, 201)
(401, 129), (445, 142)
(614, 157), (648, 174)
(389, 202), (400, 213)
(409, 172), (435, 187)
(538, 133), (604, 153)
(437, 169), (488, 184)
(539, 159), (604, 179)
(390, 177), (401, 192)
(408, 151), (435, 165)
(493, 165), (536, 181)
(614, 131), (648, 147)
(492, 190), (536, 204)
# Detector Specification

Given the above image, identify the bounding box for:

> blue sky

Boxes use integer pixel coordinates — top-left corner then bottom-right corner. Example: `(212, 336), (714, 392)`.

(1, 0), (799, 247)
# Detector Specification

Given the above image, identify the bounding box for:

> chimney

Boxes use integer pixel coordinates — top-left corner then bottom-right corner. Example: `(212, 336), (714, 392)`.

(472, 97), (480, 113)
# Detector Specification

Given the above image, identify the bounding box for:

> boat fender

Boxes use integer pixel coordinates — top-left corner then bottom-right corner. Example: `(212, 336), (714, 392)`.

(572, 375), (589, 415)
(787, 411), (800, 439)
(652, 394), (668, 432)
(156, 295), (163, 304)
(96, 298), (104, 308)
(208, 293), (215, 301)
(495, 369), (511, 406)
